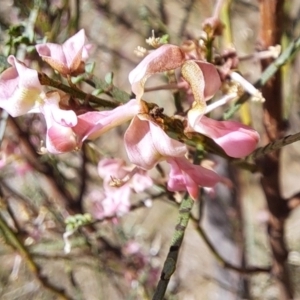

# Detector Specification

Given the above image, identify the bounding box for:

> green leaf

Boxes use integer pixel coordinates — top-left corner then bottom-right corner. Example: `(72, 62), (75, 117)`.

(105, 72), (114, 84)
(85, 62), (95, 74)
(159, 34), (169, 44)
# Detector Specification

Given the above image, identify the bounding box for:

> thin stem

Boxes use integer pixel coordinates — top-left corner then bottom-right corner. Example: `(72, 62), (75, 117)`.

(190, 214), (270, 274)
(0, 211), (72, 300)
(38, 73), (119, 108)
(223, 35), (300, 120)
(241, 131), (300, 162)
(178, 0), (196, 37)
(152, 193), (194, 300)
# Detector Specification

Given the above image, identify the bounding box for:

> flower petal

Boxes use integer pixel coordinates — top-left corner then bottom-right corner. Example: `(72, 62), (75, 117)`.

(196, 61), (221, 100)
(129, 44), (185, 101)
(36, 29), (90, 76)
(44, 92), (77, 127)
(194, 115), (259, 157)
(124, 116), (187, 170)
(167, 157), (220, 200)
(0, 56), (42, 116)
(98, 158), (127, 181)
(46, 123), (77, 153)
(63, 29), (87, 72)
(73, 99), (140, 142)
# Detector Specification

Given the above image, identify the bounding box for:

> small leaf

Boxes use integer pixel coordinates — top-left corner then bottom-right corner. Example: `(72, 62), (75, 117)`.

(66, 224), (74, 232)
(105, 72), (114, 84)
(159, 34), (169, 44)
(85, 62), (95, 74)
(92, 88), (104, 95)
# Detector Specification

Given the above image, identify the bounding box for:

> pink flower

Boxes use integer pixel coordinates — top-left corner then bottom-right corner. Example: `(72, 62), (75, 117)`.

(89, 158), (153, 219)
(98, 157), (153, 193)
(191, 115), (260, 158)
(0, 55), (43, 117)
(124, 114), (187, 170)
(41, 99), (140, 154)
(36, 29), (91, 76)
(89, 189), (131, 219)
(128, 44), (221, 123)
(166, 157), (221, 200)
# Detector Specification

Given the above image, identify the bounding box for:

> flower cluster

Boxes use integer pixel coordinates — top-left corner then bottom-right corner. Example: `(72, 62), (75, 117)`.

(0, 29), (259, 202)
(90, 158), (153, 219)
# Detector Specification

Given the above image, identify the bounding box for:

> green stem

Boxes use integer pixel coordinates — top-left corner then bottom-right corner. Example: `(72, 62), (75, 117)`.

(152, 194), (194, 300)
(236, 131), (300, 163)
(84, 74), (131, 103)
(223, 35), (300, 120)
(38, 73), (119, 108)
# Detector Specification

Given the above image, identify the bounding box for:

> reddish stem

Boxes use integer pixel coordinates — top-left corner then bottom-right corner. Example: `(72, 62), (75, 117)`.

(258, 0), (293, 298)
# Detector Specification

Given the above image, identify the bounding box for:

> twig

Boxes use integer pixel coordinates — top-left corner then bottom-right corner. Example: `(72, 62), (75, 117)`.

(190, 214), (271, 274)
(244, 131), (300, 161)
(223, 35), (300, 120)
(75, 145), (88, 205)
(157, 0), (168, 25)
(83, 74), (131, 103)
(94, 2), (144, 36)
(257, 1), (293, 298)
(0, 211), (72, 300)
(7, 117), (77, 212)
(152, 193), (194, 300)
(38, 73), (119, 108)
(178, 0), (196, 37)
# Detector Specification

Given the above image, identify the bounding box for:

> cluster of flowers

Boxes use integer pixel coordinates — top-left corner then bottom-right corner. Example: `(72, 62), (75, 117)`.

(0, 29), (259, 203)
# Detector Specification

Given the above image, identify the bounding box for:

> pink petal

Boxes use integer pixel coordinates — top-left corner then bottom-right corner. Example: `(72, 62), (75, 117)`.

(100, 186), (131, 218)
(196, 61), (221, 100)
(46, 123), (77, 153)
(0, 56), (42, 116)
(124, 116), (187, 170)
(36, 43), (69, 74)
(73, 99), (140, 142)
(167, 157), (220, 200)
(98, 158), (127, 180)
(194, 115), (260, 157)
(131, 170), (153, 193)
(181, 60), (205, 105)
(90, 187), (131, 219)
(62, 29), (87, 71)
(44, 92), (77, 127)
(8, 56), (42, 90)
(129, 44), (185, 101)
(42, 103), (78, 153)
(36, 29), (89, 76)
(181, 60), (221, 128)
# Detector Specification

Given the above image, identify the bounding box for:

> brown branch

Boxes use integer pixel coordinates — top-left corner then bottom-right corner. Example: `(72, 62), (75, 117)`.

(0, 211), (73, 300)
(178, 0), (196, 37)
(258, 0), (293, 298)
(190, 215), (271, 274)
(74, 145), (88, 206)
(7, 117), (80, 214)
